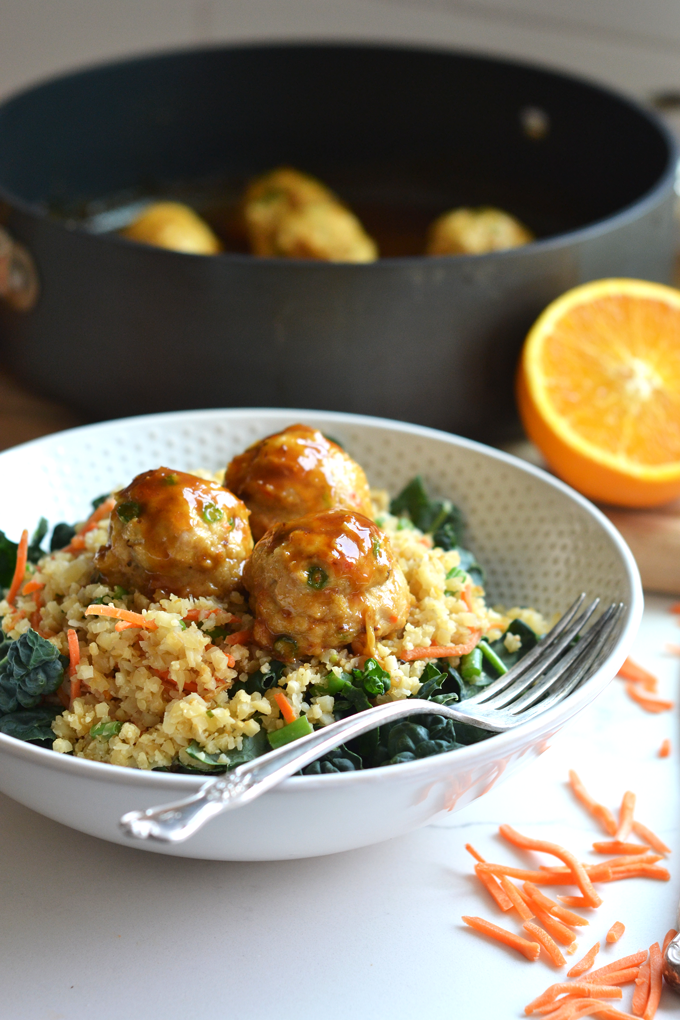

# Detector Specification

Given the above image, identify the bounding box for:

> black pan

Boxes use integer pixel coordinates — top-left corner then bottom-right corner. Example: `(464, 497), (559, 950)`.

(0, 43), (675, 441)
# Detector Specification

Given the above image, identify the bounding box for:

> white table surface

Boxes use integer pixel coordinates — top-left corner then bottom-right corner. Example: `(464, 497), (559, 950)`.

(2, 595), (678, 1020)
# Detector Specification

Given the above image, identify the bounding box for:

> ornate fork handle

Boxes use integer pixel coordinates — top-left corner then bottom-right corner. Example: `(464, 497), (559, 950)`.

(119, 698), (473, 843)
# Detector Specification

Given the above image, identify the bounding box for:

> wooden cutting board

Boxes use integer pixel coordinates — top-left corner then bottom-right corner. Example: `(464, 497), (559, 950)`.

(0, 371), (678, 594)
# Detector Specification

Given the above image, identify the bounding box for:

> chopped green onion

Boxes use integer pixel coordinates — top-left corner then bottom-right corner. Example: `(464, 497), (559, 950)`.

(479, 639), (508, 676)
(306, 565), (328, 590)
(116, 501), (141, 523)
(113, 585), (128, 600)
(163, 473), (178, 485)
(273, 636), (297, 660)
(371, 537), (381, 557)
(460, 646), (483, 681)
(267, 714), (314, 749)
(200, 502), (224, 524)
(90, 720), (123, 740)
(446, 566), (466, 580)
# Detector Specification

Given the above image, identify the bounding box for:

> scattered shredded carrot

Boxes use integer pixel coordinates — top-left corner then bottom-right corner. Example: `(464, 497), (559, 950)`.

(591, 968), (640, 986)
(631, 820), (670, 855)
(523, 883), (589, 927)
(21, 578), (44, 595)
(478, 862), (611, 886)
(6, 529), (29, 607)
(568, 942), (600, 978)
(531, 905), (578, 948)
(465, 843), (485, 863)
(63, 496), (116, 553)
(474, 862), (513, 911)
(669, 601), (680, 614)
(401, 630), (481, 660)
(461, 586), (474, 612)
(461, 915), (540, 961)
(500, 875), (535, 920)
(225, 628), (252, 646)
(664, 643), (680, 655)
(617, 657), (658, 691)
(631, 961), (650, 1017)
(658, 739), (671, 758)
(525, 980), (620, 1015)
(606, 922), (625, 944)
(592, 842), (648, 855)
(273, 689), (297, 724)
(499, 824), (602, 907)
(559, 896), (592, 909)
(84, 604), (157, 630)
(568, 771), (617, 836)
(601, 864), (669, 883)
(182, 609), (201, 623)
(535, 999), (635, 1020)
(615, 791), (636, 841)
(586, 952), (648, 984)
(625, 683), (674, 713)
(662, 929), (678, 954)
(643, 943), (661, 1020)
(523, 920), (566, 967)
(594, 853), (662, 870)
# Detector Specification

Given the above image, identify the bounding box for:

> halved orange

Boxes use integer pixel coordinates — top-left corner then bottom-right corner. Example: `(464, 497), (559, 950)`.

(517, 278), (680, 507)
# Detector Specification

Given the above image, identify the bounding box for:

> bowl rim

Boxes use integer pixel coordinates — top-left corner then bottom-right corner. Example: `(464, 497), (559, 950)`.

(0, 406), (644, 792)
(0, 40), (675, 267)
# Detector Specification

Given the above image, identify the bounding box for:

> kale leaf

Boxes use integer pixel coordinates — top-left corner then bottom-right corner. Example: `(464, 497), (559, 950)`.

(229, 659), (285, 697)
(0, 704), (61, 745)
(183, 731), (269, 772)
(50, 523), (77, 552)
(301, 744), (362, 774)
(0, 630), (68, 713)
(0, 531), (18, 588)
(390, 476), (463, 551)
(27, 518), (49, 564)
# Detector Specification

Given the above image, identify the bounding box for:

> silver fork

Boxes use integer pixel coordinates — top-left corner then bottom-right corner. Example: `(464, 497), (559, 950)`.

(120, 595), (624, 844)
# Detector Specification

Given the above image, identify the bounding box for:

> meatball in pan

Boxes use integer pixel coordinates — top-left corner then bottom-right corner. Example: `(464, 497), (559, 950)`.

(244, 509), (410, 661)
(226, 424), (374, 542)
(94, 467), (253, 599)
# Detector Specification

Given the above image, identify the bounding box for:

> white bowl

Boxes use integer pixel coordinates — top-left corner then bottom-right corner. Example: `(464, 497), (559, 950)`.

(0, 408), (642, 860)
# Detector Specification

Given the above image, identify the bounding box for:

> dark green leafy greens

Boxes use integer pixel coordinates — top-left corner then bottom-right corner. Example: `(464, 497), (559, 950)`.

(0, 704), (62, 745)
(184, 730), (269, 771)
(0, 629), (68, 713)
(390, 476), (463, 551)
(0, 518), (50, 588)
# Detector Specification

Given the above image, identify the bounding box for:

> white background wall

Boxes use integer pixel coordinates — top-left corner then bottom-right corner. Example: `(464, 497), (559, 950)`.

(0, 0), (679, 107)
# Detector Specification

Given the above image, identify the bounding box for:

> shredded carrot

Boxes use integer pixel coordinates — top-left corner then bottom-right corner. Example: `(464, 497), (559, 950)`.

(568, 942), (601, 978)
(273, 689), (297, 724)
(631, 961), (650, 1017)
(478, 862), (611, 886)
(531, 905), (577, 948)
(183, 609), (202, 623)
(63, 496), (116, 553)
(465, 843), (485, 863)
(461, 586), (474, 611)
(568, 771), (618, 836)
(631, 820), (671, 855)
(67, 628), (80, 678)
(606, 922), (625, 944)
(84, 604), (157, 630)
(473, 863), (514, 911)
(226, 628), (253, 646)
(625, 683), (674, 713)
(602, 865), (669, 882)
(525, 981), (620, 1015)
(586, 952), (648, 983)
(592, 842), (648, 855)
(591, 968), (640, 986)
(6, 529), (29, 606)
(617, 657), (658, 690)
(664, 643), (680, 655)
(669, 601), (680, 614)
(662, 929), (678, 954)
(615, 791), (636, 841)
(461, 915), (540, 960)
(559, 896), (592, 909)
(594, 853), (662, 870)
(21, 578), (44, 595)
(400, 630), (481, 661)
(499, 824), (602, 907)
(535, 999), (635, 1020)
(500, 876), (535, 920)
(658, 739), (671, 758)
(643, 943), (661, 1020)
(523, 920), (566, 966)
(522, 883), (589, 927)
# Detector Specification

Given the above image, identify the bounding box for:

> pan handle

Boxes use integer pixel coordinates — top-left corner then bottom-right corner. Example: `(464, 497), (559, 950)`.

(0, 226), (39, 311)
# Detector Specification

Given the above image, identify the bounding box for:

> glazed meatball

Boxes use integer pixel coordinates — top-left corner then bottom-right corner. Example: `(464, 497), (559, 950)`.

(242, 167), (378, 262)
(121, 202), (222, 255)
(426, 206), (533, 256)
(244, 509), (410, 661)
(225, 424), (374, 541)
(94, 467), (253, 598)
